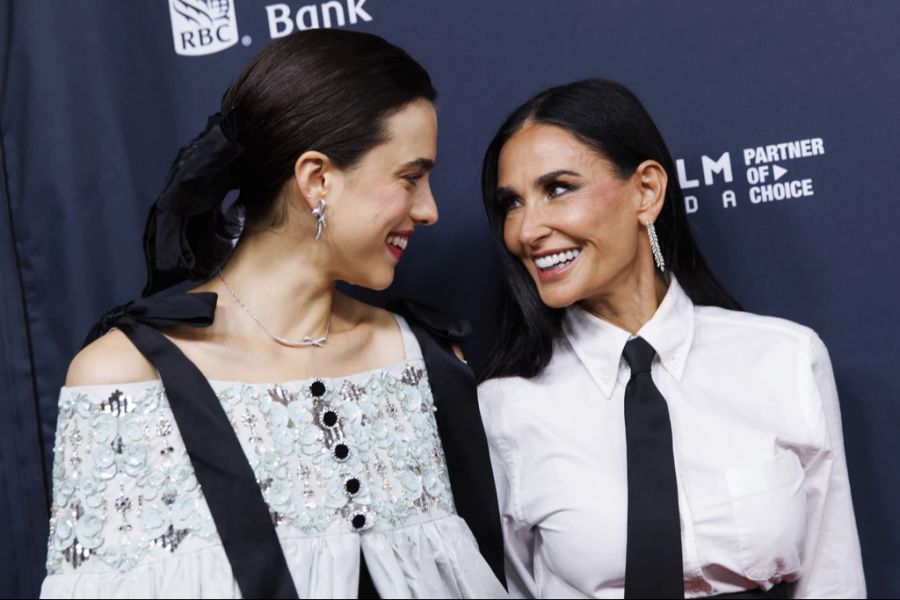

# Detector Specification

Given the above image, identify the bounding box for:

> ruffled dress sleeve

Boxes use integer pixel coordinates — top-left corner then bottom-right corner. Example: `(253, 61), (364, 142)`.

(41, 382), (225, 598)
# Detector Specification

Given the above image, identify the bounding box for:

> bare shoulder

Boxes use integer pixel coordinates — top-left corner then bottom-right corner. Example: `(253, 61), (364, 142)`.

(336, 294), (467, 362)
(65, 330), (157, 386)
(365, 297), (469, 361)
(330, 294), (404, 360)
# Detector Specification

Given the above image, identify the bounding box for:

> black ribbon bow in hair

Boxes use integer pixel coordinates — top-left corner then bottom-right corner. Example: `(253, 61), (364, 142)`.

(142, 112), (246, 297)
(83, 292), (217, 348)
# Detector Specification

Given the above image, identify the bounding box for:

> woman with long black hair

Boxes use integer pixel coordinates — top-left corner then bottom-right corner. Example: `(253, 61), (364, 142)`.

(478, 79), (864, 598)
(41, 30), (505, 599)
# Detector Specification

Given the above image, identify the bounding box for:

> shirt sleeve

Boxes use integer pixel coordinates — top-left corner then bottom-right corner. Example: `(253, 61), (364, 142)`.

(478, 381), (539, 599)
(794, 333), (866, 598)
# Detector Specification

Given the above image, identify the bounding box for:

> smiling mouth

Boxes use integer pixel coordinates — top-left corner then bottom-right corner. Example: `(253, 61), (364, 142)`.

(534, 248), (581, 273)
(385, 233), (409, 259)
(386, 234), (408, 251)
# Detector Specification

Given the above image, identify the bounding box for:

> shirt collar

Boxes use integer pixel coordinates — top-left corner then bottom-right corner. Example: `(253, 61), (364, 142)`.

(562, 276), (695, 399)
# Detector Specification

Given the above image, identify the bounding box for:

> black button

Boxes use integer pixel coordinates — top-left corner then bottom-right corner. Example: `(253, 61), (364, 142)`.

(345, 478), (361, 495)
(334, 443), (349, 460)
(310, 381), (326, 397)
(322, 410), (338, 427)
(351, 514), (366, 529)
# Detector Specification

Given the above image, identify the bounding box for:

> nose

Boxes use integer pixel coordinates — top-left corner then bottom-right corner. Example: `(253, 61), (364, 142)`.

(517, 202), (552, 248)
(410, 182), (439, 226)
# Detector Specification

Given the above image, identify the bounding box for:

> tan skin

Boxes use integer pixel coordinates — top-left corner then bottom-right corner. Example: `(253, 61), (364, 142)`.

(67, 99), (454, 386)
(497, 122), (669, 333)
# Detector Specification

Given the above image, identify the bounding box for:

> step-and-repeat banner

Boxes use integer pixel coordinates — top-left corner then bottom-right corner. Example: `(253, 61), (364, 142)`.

(2, 1), (898, 596)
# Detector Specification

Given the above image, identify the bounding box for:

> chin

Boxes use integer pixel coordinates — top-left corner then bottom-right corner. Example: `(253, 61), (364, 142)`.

(539, 293), (576, 309)
(353, 268), (395, 291)
(369, 279), (393, 292)
(536, 282), (583, 309)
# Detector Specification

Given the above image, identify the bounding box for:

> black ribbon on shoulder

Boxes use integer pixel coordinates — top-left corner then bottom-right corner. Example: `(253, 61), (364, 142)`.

(142, 112), (246, 298)
(83, 294), (504, 594)
(83, 293), (217, 347)
(390, 298), (472, 343)
(85, 293), (299, 599)
(389, 299), (506, 586)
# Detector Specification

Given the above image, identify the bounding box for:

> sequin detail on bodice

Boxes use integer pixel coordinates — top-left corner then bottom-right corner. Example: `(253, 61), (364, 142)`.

(46, 358), (454, 574)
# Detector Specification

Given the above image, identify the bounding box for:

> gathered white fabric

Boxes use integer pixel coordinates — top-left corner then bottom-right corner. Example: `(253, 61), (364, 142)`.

(41, 515), (498, 599)
(41, 315), (506, 599)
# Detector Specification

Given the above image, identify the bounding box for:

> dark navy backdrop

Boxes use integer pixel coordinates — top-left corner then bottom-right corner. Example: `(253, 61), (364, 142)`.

(2, 1), (898, 597)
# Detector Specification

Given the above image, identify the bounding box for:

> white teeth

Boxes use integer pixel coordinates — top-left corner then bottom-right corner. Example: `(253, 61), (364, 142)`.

(387, 235), (408, 250)
(534, 249), (581, 270)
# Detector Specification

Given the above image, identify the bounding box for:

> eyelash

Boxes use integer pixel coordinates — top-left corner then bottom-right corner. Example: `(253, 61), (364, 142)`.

(547, 181), (575, 198)
(499, 181), (576, 214)
(500, 196), (523, 212)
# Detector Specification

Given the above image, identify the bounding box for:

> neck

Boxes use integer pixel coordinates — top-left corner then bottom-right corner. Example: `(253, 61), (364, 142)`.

(579, 263), (669, 335)
(211, 227), (336, 342)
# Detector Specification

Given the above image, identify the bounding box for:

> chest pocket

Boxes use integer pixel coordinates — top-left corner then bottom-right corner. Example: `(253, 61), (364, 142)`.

(724, 450), (806, 582)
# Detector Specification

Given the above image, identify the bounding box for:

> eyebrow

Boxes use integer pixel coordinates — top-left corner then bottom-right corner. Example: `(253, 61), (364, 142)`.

(397, 158), (435, 173)
(535, 169), (580, 188)
(495, 169), (581, 200)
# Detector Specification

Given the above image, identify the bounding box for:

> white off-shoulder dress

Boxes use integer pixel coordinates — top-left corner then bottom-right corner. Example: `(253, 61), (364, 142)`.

(41, 315), (506, 599)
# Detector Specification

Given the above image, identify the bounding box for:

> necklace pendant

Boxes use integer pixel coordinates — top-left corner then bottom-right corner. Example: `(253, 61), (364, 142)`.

(272, 334), (327, 348)
(217, 271), (330, 349)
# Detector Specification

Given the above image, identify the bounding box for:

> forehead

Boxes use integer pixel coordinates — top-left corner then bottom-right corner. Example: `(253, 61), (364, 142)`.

(373, 99), (437, 161)
(498, 122), (601, 182)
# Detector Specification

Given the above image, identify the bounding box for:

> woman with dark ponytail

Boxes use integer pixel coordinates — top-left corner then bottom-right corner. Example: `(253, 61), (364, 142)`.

(41, 30), (505, 599)
(478, 80), (865, 598)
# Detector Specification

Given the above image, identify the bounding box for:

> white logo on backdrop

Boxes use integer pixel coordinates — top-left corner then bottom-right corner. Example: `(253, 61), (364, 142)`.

(169, 0), (240, 56)
(265, 0), (373, 38)
(675, 137), (826, 214)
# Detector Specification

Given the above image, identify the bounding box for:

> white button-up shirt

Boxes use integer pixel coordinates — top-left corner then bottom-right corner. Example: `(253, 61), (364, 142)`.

(478, 278), (865, 598)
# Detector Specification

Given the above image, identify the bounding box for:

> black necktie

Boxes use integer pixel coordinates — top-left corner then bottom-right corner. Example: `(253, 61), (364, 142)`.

(623, 337), (684, 599)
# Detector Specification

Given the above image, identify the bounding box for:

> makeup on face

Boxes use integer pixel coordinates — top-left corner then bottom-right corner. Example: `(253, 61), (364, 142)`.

(497, 123), (640, 307)
(330, 100), (437, 290)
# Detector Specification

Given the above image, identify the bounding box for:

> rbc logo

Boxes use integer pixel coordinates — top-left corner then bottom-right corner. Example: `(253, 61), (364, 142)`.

(169, 0), (239, 56)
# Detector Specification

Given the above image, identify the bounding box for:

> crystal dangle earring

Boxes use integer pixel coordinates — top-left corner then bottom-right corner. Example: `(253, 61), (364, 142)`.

(311, 197), (327, 241)
(646, 221), (665, 273)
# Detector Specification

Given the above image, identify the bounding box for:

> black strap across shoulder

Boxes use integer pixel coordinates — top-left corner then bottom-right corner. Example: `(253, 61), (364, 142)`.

(85, 294), (506, 596)
(389, 299), (507, 586)
(85, 293), (299, 599)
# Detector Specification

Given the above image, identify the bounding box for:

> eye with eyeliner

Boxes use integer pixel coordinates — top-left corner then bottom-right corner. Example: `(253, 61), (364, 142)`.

(400, 173), (424, 187)
(396, 158), (434, 189)
(497, 191), (523, 212)
(546, 180), (576, 198)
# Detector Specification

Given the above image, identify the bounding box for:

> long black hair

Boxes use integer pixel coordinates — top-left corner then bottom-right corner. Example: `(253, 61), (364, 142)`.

(143, 29), (436, 296)
(479, 79), (740, 381)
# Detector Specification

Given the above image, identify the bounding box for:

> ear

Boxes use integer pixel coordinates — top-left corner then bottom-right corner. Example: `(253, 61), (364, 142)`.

(633, 159), (667, 225)
(293, 151), (334, 211)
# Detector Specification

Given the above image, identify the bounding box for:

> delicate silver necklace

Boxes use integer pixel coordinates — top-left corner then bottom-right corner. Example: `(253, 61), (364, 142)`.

(217, 271), (329, 348)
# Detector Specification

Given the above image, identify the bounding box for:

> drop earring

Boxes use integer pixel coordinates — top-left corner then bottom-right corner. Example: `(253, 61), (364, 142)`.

(311, 197), (327, 241)
(646, 221), (665, 272)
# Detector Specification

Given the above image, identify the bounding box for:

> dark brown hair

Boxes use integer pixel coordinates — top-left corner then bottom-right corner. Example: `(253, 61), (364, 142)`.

(145, 30), (436, 295)
(480, 79), (739, 380)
